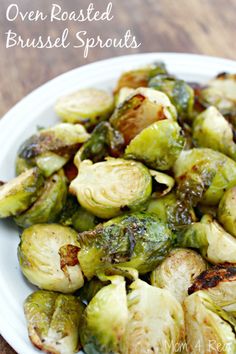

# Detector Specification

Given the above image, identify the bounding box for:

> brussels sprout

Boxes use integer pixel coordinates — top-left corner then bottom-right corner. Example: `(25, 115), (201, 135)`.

(70, 158), (152, 219)
(15, 156), (34, 175)
(80, 276), (128, 354)
(149, 75), (194, 118)
(114, 62), (168, 93)
(78, 212), (174, 279)
(174, 148), (236, 206)
(77, 277), (109, 305)
(17, 123), (90, 176)
(188, 263), (236, 316)
(177, 215), (236, 264)
(24, 290), (84, 354)
(55, 88), (114, 128)
(14, 172), (67, 228)
(150, 170), (175, 197)
(110, 88), (177, 144)
(0, 168), (44, 218)
(115, 87), (135, 106)
(18, 224), (84, 293)
(125, 120), (185, 170)
(218, 187), (236, 237)
(184, 291), (236, 353)
(122, 279), (185, 354)
(193, 106), (236, 160)
(151, 248), (207, 303)
(71, 207), (99, 232)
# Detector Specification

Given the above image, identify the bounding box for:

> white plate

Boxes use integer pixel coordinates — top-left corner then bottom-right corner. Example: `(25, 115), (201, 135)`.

(0, 53), (236, 354)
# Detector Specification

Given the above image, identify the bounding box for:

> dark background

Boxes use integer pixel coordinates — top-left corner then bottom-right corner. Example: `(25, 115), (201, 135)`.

(0, 0), (236, 352)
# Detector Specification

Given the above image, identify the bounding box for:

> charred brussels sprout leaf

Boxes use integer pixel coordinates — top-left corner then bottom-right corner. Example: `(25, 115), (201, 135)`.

(24, 290), (84, 354)
(110, 87), (177, 145)
(193, 106), (236, 160)
(78, 212), (174, 279)
(151, 248), (207, 303)
(55, 88), (114, 129)
(15, 172), (67, 228)
(218, 187), (236, 237)
(18, 224), (84, 293)
(0, 168), (44, 218)
(174, 148), (236, 206)
(125, 120), (185, 170)
(70, 158), (152, 219)
(184, 291), (236, 353)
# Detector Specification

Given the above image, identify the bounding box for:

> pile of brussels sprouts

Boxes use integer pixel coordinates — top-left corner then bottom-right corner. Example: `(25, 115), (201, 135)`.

(1, 62), (236, 353)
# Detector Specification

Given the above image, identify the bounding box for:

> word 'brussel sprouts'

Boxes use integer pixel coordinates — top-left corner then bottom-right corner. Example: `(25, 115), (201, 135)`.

(55, 88), (114, 128)
(18, 224), (84, 293)
(184, 291), (236, 353)
(122, 279), (185, 354)
(78, 212), (174, 279)
(80, 276), (128, 354)
(125, 120), (185, 170)
(189, 263), (236, 316)
(177, 215), (236, 264)
(15, 171), (67, 228)
(17, 123), (90, 176)
(110, 87), (177, 144)
(193, 106), (236, 160)
(24, 290), (84, 354)
(174, 148), (236, 206)
(70, 158), (152, 219)
(218, 187), (236, 237)
(151, 248), (207, 303)
(0, 168), (44, 218)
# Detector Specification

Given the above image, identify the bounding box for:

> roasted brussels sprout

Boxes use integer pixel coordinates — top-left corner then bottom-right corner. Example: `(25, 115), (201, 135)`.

(177, 215), (236, 264)
(189, 263), (236, 316)
(0, 168), (44, 218)
(218, 187), (236, 237)
(110, 87), (177, 144)
(78, 212), (174, 279)
(24, 290), (84, 354)
(193, 106), (236, 160)
(115, 87), (135, 106)
(122, 279), (185, 354)
(150, 170), (175, 197)
(17, 123), (90, 176)
(55, 88), (114, 128)
(18, 224), (84, 293)
(184, 291), (236, 353)
(14, 172), (67, 228)
(151, 248), (207, 303)
(114, 62), (168, 93)
(77, 277), (109, 305)
(174, 148), (236, 206)
(149, 75), (194, 118)
(80, 276), (128, 354)
(70, 158), (152, 219)
(125, 120), (185, 170)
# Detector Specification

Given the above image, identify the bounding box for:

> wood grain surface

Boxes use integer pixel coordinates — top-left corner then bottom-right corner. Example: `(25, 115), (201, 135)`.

(0, 0), (235, 352)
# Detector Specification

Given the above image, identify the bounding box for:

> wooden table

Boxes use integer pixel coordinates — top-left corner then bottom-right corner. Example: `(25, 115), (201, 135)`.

(0, 0), (235, 352)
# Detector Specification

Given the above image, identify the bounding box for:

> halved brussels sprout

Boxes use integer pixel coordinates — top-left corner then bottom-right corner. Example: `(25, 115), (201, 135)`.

(189, 263), (236, 316)
(218, 187), (236, 237)
(149, 75), (194, 118)
(184, 291), (236, 353)
(24, 290), (84, 354)
(151, 248), (207, 303)
(125, 120), (185, 170)
(174, 148), (236, 206)
(55, 88), (114, 128)
(193, 106), (236, 160)
(80, 276), (128, 354)
(122, 279), (185, 354)
(18, 224), (84, 293)
(78, 212), (174, 279)
(15, 172), (67, 228)
(177, 215), (236, 264)
(114, 62), (168, 93)
(0, 168), (44, 218)
(110, 87), (177, 144)
(70, 158), (152, 219)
